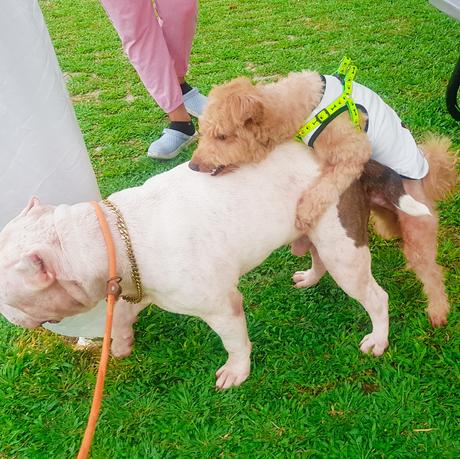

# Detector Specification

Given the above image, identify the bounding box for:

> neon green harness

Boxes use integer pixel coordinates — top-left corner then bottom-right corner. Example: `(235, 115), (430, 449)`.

(295, 56), (361, 142)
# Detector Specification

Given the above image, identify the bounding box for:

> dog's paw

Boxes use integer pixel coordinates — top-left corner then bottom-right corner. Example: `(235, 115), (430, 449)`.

(359, 333), (388, 357)
(111, 336), (134, 358)
(295, 216), (312, 233)
(295, 200), (315, 232)
(215, 357), (250, 390)
(292, 270), (320, 289)
(428, 308), (448, 328)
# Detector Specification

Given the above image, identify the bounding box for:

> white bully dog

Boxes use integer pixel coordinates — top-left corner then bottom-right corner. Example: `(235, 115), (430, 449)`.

(0, 141), (427, 389)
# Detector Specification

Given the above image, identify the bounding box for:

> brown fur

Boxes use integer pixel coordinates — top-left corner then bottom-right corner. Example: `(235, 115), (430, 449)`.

(192, 72), (371, 229)
(192, 72), (323, 171)
(337, 180), (370, 247)
(369, 139), (458, 326)
(372, 135), (458, 241)
(370, 207), (402, 239)
(419, 134), (458, 201)
(295, 110), (371, 231)
(191, 74), (459, 327)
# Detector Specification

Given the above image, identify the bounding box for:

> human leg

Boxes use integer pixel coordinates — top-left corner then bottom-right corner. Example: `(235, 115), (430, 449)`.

(156, 0), (198, 78)
(100, 0), (183, 113)
(156, 0), (207, 117)
(100, 0), (198, 158)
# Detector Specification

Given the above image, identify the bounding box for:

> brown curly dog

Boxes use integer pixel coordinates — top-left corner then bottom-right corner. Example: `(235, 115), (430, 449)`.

(189, 73), (458, 327)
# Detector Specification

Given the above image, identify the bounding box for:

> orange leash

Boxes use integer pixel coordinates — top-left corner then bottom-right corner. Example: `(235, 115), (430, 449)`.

(77, 201), (121, 459)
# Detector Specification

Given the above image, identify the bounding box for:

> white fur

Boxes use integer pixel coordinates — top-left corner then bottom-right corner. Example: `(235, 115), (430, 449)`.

(0, 140), (389, 389)
(397, 194), (431, 217)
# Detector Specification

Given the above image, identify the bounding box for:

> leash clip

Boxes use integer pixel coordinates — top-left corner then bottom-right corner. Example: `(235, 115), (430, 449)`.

(106, 276), (122, 300)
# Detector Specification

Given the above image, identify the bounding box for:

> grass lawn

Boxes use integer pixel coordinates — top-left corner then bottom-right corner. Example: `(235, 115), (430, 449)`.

(1, 0), (459, 457)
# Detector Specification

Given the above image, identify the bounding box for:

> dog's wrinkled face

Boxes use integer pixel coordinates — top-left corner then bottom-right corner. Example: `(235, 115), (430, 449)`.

(189, 77), (273, 174)
(0, 198), (92, 328)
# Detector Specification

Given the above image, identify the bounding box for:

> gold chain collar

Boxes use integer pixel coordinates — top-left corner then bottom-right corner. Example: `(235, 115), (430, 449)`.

(101, 198), (144, 304)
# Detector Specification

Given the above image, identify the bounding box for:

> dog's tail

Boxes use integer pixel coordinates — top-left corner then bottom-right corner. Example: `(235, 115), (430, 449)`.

(419, 134), (458, 201)
(361, 161), (431, 217)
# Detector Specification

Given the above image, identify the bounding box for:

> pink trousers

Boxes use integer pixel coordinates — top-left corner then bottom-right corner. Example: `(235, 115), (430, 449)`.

(100, 0), (198, 113)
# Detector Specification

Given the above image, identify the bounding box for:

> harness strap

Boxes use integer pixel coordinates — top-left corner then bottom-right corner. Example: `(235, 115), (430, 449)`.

(295, 56), (361, 142)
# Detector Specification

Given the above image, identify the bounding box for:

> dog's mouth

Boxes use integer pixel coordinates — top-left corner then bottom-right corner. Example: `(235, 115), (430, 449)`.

(210, 165), (226, 176)
(188, 161), (238, 176)
(211, 164), (238, 176)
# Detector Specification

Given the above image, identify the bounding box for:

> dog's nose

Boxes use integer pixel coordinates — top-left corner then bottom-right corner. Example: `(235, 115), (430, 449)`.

(188, 161), (200, 171)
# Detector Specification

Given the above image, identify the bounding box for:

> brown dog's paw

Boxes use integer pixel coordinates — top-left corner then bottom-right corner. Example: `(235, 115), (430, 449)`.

(295, 203), (313, 232)
(428, 311), (448, 328)
(295, 198), (318, 232)
(295, 216), (311, 232)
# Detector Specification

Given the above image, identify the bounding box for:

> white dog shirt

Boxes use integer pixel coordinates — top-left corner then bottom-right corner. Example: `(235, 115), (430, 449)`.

(301, 75), (429, 179)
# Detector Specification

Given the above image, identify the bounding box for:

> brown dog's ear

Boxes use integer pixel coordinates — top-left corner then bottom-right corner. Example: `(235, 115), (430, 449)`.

(15, 251), (55, 291)
(242, 96), (264, 129)
(225, 77), (265, 127)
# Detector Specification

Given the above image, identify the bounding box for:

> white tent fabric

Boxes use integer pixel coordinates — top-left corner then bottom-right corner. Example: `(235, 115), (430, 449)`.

(0, 0), (105, 337)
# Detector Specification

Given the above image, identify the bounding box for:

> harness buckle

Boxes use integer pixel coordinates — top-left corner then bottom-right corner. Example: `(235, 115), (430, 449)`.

(294, 56), (361, 141)
(337, 56), (352, 77)
(316, 109), (330, 122)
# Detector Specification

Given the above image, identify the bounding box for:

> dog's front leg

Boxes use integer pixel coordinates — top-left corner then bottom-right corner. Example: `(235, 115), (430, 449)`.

(201, 290), (252, 390)
(111, 300), (146, 358)
(297, 113), (372, 231)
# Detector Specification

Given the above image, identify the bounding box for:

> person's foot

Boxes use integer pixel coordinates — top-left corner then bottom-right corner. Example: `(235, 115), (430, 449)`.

(148, 128), (197, 160)
(183, 87), (208, 117)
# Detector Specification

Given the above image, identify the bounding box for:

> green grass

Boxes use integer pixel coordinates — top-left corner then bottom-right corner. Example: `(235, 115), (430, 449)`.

(1, 0), (460, 457)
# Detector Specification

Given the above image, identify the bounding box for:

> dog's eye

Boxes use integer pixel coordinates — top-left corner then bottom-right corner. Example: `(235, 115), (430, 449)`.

(217, 134), (227, 141)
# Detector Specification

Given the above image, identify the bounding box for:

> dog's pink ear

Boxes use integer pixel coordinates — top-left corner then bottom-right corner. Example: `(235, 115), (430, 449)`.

(15, 251), (55, 290)
(18, 197), (41, 217)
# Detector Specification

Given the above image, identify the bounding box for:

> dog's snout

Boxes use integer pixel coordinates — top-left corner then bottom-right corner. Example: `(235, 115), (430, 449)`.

(188, 161), (200, 172)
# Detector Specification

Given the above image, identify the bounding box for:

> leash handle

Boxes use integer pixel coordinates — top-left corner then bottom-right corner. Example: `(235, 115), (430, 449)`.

(77, 201), (120, 459)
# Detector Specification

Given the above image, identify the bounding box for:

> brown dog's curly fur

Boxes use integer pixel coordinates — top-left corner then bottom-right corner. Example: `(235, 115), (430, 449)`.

(368, 135), (457, 326)
(192, 71), (371, 230)
(371, 135), (458, 240)
(192, 73), (323, 170)
(191, 73), (459, 327)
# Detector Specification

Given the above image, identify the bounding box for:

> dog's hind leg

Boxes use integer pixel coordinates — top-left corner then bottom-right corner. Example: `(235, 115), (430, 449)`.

(292, 244), (327, 288)
(398, 179), (449, 327)
(310, 210), (389, 356)
(201, 290), (252, 390)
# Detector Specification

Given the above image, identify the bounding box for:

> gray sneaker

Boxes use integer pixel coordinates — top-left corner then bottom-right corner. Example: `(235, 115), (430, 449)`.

(183, 87), (208, 117)
(148, 128), (197, 160)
